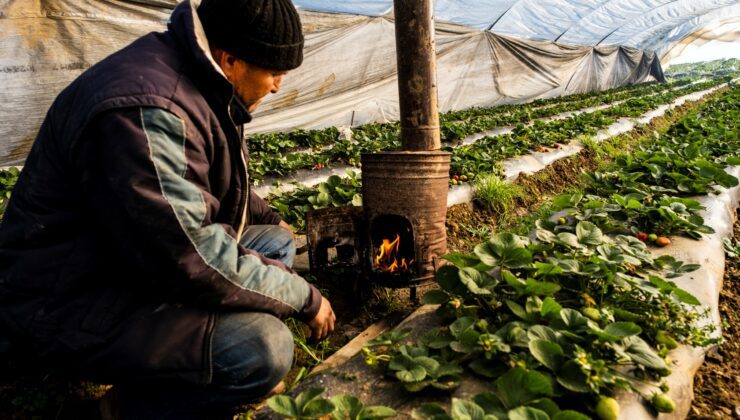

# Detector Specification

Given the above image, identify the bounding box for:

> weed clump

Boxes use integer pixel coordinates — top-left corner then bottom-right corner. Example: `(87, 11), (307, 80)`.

(472, 174), (522, 223)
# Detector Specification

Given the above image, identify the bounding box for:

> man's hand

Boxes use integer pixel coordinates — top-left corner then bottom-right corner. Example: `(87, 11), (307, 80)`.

(308, 296), (335, 341)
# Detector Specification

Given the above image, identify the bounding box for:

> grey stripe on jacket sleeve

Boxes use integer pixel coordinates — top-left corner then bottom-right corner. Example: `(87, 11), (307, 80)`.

(139, 107), (311, 312)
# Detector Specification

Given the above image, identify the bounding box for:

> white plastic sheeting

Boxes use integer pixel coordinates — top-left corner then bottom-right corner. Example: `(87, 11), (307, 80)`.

(0, 0), (734, 165)
(0, 0), (172, 164)
(294, 0), (740, 51)
(657, 6), (740, 59)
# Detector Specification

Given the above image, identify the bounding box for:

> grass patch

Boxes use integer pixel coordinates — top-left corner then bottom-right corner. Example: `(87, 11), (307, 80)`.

(472, 174), (523, 224)
(578, 134), (606, 159)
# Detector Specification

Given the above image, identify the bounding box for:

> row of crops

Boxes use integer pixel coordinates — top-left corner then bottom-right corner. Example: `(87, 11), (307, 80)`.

(248, 78), (686, 158)
(262, 76), (735, 232)
(248, 78), (702, 182)
(266, 82), (740, 420)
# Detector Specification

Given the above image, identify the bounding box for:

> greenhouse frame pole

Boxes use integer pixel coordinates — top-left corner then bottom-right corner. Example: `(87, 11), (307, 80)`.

(393, 0), (441, 151)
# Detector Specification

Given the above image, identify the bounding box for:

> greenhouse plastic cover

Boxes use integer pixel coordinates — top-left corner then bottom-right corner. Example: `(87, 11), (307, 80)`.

(0, 0), (736, 165)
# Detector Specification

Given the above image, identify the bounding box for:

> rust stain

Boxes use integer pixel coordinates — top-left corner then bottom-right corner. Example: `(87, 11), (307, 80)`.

(316, 73), (336, 97)
(269, 88), (299, 109)
(3, 0), (58, 51)
(408, 74), (424, 95)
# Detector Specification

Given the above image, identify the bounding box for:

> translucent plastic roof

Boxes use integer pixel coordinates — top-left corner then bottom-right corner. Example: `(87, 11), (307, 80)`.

(294, 0), (740, 53)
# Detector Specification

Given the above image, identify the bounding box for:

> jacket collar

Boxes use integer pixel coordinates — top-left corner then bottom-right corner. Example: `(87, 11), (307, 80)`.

(230, 96), (253, 125)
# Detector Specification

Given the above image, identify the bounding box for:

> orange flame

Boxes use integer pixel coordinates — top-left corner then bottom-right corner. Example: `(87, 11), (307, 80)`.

(374, 234), (413, 273)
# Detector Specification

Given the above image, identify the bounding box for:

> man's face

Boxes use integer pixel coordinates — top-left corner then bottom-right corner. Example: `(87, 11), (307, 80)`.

(218, 51), (287, 113)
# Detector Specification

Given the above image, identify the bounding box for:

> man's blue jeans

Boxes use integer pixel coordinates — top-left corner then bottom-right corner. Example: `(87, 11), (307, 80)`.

(111, 224), (298, 419)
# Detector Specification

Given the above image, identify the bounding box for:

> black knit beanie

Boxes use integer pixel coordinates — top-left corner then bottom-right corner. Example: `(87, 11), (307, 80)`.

(197, 0), (304, 71)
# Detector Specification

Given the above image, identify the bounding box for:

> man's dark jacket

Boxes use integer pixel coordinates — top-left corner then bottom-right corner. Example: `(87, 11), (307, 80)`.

(0, 0), (320, 384)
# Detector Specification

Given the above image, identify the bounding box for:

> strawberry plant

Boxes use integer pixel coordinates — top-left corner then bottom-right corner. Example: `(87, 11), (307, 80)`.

(248, 127), (341, 154)
(330, 395), (396, 420)
(267, 172), (362, 232)
(267, 387), (336, 419)
(267, 387), (396, 420)
(411, 372), (593, 420)
(723, 238), (740, 258)
(386, 344), (463, 392)
(445, 77), (729, 183)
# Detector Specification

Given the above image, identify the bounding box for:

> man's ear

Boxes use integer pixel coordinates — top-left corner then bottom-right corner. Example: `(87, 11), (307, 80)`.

(211, 46), (238, 79)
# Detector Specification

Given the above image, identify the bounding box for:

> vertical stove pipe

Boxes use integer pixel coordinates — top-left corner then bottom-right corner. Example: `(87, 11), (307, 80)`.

(393, 0), (441, 151)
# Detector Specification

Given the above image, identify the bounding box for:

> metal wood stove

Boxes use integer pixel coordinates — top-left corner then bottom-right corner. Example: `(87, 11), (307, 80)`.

(306, 151), (450, 298)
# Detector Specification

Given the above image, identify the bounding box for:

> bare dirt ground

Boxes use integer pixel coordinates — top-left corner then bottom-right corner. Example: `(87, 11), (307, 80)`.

(688, 209), (740, 420)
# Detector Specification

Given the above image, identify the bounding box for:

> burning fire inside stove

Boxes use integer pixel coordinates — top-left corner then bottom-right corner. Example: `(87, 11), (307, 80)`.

(370, 215), (416, 275)
(374, 233), (414, 273)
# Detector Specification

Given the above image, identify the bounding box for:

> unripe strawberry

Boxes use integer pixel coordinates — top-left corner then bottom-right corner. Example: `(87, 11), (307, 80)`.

(648, 233), (658, 242)
(651, 393), (675, 413)
(557, 216), (567, 225)
(581, 307), (601, 322)
(595, 396), (620, 420)
(475, 319), (489, 332)
(655, 330), (678, 350)
(613, 308), (641, 322)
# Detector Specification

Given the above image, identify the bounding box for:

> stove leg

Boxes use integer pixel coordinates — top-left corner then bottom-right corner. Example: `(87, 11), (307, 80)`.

(410, 286), (417, 303)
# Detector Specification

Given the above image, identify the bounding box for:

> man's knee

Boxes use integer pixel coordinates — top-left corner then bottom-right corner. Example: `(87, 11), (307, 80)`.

(268, 226), (296, 267)
(211, 312), (294, 395)
(255, 316), (294, 382)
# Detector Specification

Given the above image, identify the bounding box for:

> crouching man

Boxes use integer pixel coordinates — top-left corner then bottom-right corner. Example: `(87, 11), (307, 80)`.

(0, 0), (334, 418)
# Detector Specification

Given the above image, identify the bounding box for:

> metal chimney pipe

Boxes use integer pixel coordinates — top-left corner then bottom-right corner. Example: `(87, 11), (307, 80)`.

(393, 0), (441, 151)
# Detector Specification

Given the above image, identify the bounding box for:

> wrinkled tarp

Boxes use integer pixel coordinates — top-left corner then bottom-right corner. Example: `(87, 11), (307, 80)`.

(0, 0), (663, 165)
(249, 17), (664, 134)
(295, 0), (740, 52)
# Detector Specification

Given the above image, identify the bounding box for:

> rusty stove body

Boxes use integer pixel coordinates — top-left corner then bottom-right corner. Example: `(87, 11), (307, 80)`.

(306, 151), (450, 293)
